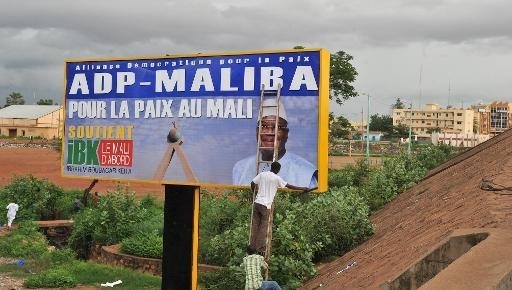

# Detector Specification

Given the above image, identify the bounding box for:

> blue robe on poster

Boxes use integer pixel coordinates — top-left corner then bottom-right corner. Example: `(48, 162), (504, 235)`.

(232, 152), (318, 188)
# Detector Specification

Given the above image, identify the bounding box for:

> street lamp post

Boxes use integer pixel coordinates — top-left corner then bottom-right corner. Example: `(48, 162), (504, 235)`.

(366, 94), (370, 162)
(408, 102), (413, 154)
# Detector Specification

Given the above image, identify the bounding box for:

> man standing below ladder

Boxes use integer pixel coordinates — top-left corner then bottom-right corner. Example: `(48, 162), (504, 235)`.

(6, 202), (19, 231)
(250, 161), (308, 253)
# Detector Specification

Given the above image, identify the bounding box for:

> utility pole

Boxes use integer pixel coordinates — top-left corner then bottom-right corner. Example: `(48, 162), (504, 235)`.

(360, 107), (364, 151)
(366, 94), (370, 163)
(408, 102), (413, 154)
(349, 131), (352, 157)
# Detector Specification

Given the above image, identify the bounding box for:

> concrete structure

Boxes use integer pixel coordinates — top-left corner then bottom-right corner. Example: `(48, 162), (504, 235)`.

(432, 132), (490, 147)
(471, 103), (491, 135)
(393, 103), (474, 138)
(0, 105), (63, 139)
(472, 101), (512, 136)
(363, 131), (384, 142)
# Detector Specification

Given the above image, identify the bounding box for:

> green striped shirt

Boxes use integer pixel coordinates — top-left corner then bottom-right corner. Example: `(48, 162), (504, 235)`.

(242, 254), (267, 290)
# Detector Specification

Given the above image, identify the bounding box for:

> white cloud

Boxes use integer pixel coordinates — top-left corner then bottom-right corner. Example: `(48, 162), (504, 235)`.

(1, 0), (512, 116)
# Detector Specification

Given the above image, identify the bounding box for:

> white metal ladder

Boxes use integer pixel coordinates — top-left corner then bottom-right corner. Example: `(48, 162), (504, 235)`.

(249, 84), (282, 279)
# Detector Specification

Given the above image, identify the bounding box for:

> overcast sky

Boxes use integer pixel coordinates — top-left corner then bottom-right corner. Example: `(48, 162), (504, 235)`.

(1, 0), (511, 120)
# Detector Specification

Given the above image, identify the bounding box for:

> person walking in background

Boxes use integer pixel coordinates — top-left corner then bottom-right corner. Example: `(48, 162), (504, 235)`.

(241, 245), (282, 290)
(90, 192), (99, 206)
(72, 198), (84, 213)
(6, 202), (19, 230)
(250, 161), (308, 253)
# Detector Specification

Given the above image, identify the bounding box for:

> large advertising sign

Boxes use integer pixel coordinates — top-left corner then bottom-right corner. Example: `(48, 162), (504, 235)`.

(62, 49), (329, 191)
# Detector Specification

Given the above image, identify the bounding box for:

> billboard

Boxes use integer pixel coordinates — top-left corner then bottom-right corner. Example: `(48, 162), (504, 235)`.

(62, 49), (329, 191)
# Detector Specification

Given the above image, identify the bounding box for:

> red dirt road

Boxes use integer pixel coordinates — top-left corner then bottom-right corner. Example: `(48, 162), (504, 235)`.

(0, 147), (164, 197)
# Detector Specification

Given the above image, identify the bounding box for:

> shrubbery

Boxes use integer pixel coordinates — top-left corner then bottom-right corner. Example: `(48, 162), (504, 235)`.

(361, 154), (427, 211)
(121, 233), (162, 259)
(199, 186), (374, 289)
(330, 144), (456, 211)
(24, 268), (77, 288)
(199, 144), (456, 289)
(416, 143), (456, 170)
(0, 222), (49, 259)
(68, 189), (155, 258)
(0, 175), (80, 221)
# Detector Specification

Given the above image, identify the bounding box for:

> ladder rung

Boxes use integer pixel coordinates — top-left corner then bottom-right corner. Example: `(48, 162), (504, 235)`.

(261, 104), (278, 108)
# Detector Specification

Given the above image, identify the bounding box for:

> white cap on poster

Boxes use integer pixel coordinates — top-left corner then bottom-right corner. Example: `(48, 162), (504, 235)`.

(260, 98), (287, 121)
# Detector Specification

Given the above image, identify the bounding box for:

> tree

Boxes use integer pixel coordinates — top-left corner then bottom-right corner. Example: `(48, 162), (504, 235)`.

(329, 113), (354, 140)
(390, 124), (410, 138)
(293, 47), (358, 105)
(4, 92), (25, 107)
(369, 114), (393, 135)
(426, 127), (441, 134)
(392, 98), (405, 109)
(330, 51), (358, 105)
(37, 99), (55, 105)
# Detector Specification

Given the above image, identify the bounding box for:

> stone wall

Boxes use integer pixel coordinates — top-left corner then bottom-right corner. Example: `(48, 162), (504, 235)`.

(90, 244), (222, 276)
(90, 244), (162, 275)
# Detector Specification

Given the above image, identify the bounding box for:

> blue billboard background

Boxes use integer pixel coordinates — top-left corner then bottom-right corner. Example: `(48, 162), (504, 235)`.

(63, 50), (321, 187)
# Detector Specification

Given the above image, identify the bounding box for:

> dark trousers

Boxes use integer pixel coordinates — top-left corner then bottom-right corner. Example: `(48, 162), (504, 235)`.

(249, 203), (270, 253)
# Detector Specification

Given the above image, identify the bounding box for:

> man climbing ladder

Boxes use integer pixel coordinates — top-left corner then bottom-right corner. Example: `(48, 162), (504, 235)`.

(247, 84), (312, 272)
(249, 161), (308, 254)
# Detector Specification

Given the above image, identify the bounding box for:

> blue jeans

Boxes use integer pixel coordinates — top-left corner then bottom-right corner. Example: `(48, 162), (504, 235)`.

(260, 281), (281, 290)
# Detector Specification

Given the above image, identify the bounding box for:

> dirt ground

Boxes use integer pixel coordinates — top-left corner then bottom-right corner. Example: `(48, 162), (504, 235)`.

(0, 146), (165, 198)
(0, 145), (361, 197)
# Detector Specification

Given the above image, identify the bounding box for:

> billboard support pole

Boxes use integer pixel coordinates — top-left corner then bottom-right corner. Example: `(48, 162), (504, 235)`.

(162, 184), (199, 290)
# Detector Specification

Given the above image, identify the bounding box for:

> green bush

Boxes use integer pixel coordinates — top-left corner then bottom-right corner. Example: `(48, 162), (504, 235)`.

(416, 144), (455, 170)
(68, 189), (155, 258)
(328, 160), (370, 188)
(202, 225), (249, 266)
(269, 213), (320, 288)
(120, 233), (162, 259)
(361, 170), (398, 211)
(133, 195), (164, 236)
(177, 146), (460, 288)
(199, 266), (245, 290)
(68, 260), (161, 289)
(360, 153), (427, 211)
(0, 175), (79, 221)
(39, 248), (77, 267)
(0, 222), (49, 259)
(292, 187), (373, 261)
(24, 268), (77, 288)
(200, 190), (250, 235)
(198, 187), (374, 288)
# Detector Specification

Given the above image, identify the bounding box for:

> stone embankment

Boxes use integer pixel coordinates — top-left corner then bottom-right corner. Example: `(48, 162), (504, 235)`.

(0, 138), (60, 149)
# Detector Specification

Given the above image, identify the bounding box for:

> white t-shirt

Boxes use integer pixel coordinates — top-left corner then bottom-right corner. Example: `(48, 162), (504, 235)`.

(6, 203), (19, 217)
(252, 171), (287, 209)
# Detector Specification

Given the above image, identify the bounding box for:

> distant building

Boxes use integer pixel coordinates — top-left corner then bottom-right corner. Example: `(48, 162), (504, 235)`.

(393, 103), (474, 138)
(471, 101), (512, 135)
(471, 103), (491, 134)
(349, 120), (368, 131)
(489, 102), (512, 134)
(432, 132), (490, 147)
(0, 105), (63, 138)
(362, 131), (384, 142)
